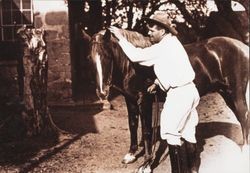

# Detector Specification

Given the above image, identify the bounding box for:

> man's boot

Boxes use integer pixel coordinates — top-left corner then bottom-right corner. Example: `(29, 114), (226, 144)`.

(185, 141), (200, 173)
(168, 145), (185, 173)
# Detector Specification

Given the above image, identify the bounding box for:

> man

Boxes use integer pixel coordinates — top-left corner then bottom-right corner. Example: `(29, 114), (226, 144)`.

(110, 13), (200, 173)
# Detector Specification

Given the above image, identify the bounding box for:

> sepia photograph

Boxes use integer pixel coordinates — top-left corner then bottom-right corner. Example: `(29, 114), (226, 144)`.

(0, 0), (249, 173)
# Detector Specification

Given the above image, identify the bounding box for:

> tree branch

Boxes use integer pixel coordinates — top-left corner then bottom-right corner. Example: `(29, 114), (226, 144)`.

(133, 1), (169, 31)
(168, 0), (202, 36)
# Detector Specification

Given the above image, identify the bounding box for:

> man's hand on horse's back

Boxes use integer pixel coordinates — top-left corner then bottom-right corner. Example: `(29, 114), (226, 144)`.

(109, 26), (124, 41)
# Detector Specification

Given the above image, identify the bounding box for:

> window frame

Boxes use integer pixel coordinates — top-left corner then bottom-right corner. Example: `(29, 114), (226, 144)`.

(0, 0), (34, 41)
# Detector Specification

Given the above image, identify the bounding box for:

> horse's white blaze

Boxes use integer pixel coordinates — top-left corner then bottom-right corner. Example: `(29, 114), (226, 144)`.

(95, 53), (104, 93)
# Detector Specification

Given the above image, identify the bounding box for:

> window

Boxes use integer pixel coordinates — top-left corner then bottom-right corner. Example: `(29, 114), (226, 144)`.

(0, 0), (33, 41)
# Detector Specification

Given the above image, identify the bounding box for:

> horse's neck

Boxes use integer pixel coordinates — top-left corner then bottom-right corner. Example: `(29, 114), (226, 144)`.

(111, 48), (136, 83)
(113, 55), (135, 77)
(110, 32), (151, 84)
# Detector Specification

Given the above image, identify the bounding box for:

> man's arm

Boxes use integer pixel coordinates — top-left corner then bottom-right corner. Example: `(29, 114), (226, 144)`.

(154, 78), (170, 92)
(109, 26), (157, 64)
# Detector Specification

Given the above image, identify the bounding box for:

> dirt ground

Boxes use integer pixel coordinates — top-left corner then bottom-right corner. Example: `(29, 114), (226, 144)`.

(0, 93), (249, 173)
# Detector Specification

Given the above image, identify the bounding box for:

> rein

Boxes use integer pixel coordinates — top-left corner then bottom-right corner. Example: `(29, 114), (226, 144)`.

(137, 93), (160, 173)
(152, 94), (160, 155)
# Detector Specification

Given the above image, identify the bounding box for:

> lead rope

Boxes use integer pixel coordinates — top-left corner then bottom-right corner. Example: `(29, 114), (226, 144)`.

(152, 93), (160, 158)
(149, 93), (160, 168)
(137, 93), (160, 173)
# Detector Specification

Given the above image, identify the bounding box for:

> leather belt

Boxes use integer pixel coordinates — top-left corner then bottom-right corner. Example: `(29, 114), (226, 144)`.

(171, 82), (193, 89)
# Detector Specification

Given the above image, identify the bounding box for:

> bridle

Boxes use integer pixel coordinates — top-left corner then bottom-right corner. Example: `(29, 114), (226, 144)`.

(91, 39), (139, 102)
(91, 40), (114, 97)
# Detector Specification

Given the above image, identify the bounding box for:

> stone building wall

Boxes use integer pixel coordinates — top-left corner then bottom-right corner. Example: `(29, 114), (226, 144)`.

(33, 0), (72, 102)
(0, 62), (19, 103)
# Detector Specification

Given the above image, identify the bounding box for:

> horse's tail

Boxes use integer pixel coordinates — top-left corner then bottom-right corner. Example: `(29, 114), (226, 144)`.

(246, 81), (250, 143)
(246, 80), (249, 110)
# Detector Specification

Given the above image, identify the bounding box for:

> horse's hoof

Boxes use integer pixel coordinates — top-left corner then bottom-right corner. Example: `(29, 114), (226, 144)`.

(137, 164), (152, 173)
(121, 153), (136, 164)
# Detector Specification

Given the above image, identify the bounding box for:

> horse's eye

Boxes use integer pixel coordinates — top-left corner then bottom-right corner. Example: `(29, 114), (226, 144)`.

(86, 55), (90, 60)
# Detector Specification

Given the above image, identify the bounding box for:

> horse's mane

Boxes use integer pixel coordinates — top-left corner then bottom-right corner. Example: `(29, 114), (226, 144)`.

(91, 29), (152, 81)
(92, 28), (151, 48)
(107, 29), (155, 83)
(118, 29), (152, 48)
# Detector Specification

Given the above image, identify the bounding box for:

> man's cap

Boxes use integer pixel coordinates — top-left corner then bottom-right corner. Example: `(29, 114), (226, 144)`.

(143, 13), (178, 35)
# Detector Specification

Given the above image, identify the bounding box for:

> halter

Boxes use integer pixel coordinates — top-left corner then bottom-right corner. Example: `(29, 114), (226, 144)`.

(92, 38), (139, 101)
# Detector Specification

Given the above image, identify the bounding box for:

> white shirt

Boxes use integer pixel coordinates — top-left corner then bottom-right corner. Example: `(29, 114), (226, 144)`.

(118, 34), (195, 91)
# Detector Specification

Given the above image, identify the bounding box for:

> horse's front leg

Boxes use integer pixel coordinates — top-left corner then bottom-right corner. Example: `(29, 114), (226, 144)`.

(138, 92), (153, 162)
(122, 98), (140, 164)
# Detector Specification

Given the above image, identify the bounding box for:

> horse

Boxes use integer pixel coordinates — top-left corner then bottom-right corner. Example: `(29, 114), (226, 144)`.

(89, 28), (249, 165)
(90, 29), (155, 164)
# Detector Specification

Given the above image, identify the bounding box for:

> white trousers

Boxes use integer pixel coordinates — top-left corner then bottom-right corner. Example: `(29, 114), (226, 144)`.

(160, 82), (200, 146)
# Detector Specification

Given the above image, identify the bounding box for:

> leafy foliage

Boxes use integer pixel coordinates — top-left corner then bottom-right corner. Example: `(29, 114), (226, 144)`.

(80, 0), (247, 43)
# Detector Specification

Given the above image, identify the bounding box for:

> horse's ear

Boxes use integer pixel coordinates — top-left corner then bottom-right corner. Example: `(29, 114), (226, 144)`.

(81, 29), (91, 42)
(103, 29), (111, 41)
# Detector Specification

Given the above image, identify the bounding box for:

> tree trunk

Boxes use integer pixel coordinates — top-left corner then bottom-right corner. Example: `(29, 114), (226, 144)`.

(236, 0), (249, 14)
(169, 0), (202, 37)
(127, 1), (134, 29)
(68, 0), (86, 100)
(88, 0), (103, 35)
(213, 0), (249, 44)
(21, 42), (53, 136)
(105, 0), (112, 27)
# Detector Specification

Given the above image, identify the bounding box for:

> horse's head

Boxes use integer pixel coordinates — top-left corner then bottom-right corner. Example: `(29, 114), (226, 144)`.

(90, 29), (114, 102)
(90, 28), (152, 104)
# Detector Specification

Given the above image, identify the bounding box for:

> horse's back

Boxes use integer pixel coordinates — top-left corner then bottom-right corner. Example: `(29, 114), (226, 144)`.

(186, 36), (249, 73)
(184, 36), (249, 96)
(185, 36), (248, 58)
(208, 37), (249, 82)
(207, 36), (249, 58)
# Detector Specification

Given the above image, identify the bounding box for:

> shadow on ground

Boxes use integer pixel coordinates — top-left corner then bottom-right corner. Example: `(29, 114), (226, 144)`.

(0, 103), (102, 172)
(148, 121), (242, 172)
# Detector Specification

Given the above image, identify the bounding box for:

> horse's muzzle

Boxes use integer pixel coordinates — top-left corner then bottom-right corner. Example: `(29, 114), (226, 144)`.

(96, 88), (112, 109)
(96, 88), (109, 101)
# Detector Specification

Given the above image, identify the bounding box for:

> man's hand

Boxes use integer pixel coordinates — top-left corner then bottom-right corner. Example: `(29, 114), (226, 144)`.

(109, 26), (124, 41)
(147, 83), (157, 94)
